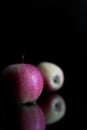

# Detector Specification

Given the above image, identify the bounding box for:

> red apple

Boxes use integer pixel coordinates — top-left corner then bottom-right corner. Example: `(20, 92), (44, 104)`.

(17, 104), (46, 130)
(1, 64), (44, 103)
(38, 94), (66, 124)
(38, 62), (64, 92)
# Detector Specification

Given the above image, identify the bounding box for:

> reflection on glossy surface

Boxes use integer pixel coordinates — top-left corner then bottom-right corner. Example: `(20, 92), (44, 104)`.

(17, 103), (46, 130)
(38, 94), (66, 125)
(0, 93), (66, 129)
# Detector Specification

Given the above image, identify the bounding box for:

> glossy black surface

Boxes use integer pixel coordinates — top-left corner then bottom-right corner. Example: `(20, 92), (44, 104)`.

(0, 79), (81, 130)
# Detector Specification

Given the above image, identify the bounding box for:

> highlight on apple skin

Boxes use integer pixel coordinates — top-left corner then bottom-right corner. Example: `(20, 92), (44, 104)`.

(37, 62), (64, 92)
(38, 94), (66, 124)
(1, 64), (44, 104)
(17, 104), (46, 130)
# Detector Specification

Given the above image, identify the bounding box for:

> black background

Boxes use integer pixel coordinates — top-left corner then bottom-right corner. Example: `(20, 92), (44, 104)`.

(0, 0), (84, 130)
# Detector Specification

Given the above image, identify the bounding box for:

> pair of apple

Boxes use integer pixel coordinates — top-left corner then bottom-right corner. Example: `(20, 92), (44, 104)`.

(1, 62), (64, 103)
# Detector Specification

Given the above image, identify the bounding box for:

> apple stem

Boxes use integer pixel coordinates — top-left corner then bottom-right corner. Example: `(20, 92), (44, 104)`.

(22, 54), (25, 63)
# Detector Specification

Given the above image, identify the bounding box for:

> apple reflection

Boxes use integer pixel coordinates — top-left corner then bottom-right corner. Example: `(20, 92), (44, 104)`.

(17, 103), (46, 130)
(38, 94), (66, 125)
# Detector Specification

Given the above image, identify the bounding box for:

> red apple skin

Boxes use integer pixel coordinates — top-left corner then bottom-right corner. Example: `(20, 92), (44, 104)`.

(1, 64), (44, 103)
(17, 104), (46, 130)
(38, 62), (64, 92)
(38, 94), (66, 124)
